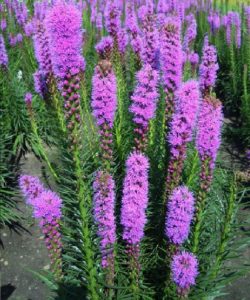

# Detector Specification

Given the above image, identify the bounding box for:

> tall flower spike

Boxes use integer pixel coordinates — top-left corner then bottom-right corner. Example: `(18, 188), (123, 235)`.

(160, 17), (183, 119)
(46, 2), (85, 143)
(19, 175), (45, 205)
(95, 36), (114, 60)
(199, 37), (219, 94)
(121, 151), (149, 245)
(130, 63), (159, 151)
(19, 176), (63, 279)
(166, 80), (200, 192)
(93, 171), (116, 271)
(183, 14), (197, 52)
(171, 251), (198, 295)
(0, 34), (8, 68)
(165, 186), (195, 245)
(141, 10), (159, 68)
(91, 60), (117, 162)
(196, 96), (223, 190)
(245, 6), (250, 34)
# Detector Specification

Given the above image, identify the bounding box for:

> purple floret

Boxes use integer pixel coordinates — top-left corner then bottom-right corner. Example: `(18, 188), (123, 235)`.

(165, 186), (195, 245)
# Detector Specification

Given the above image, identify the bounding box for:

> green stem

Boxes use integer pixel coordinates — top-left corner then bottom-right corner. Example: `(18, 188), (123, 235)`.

(30, 115), (58, 181)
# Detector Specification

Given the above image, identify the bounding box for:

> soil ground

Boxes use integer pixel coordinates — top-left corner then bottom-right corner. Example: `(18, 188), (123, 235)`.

(0, 146), (249, 300)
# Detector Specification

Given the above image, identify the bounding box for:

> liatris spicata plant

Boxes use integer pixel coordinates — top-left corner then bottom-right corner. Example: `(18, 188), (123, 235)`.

(141, 10), (159, 68)
(165, 186), (195, 245)
(166, 80), (200, 193)
(193, 96), (223, 253)
(130, 63), (159, 151)
(171, 251), (198, 296)
(19, 175), (63, 279)
(245, 6), (250, 35)
(183, 14), (197, 53)
(18, 175), (44, 205)
(0, 34), (8, 68)
(199, 37), (219, 95)
(33, 19), (53, 97)
(104, 1), (121, 44)
(93, 171), (116, 282)
(121, 151), (149, 292)
(160, 17), (183, 120)
(91, 59), (117, 164)
(207, 11), (221, 34)
(95, 36), (114, 60)
(46, 1), (85, 143)
(196, 96), (223, 191)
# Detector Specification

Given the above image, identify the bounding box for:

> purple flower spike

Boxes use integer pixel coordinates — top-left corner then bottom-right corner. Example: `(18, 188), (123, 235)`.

(105, 1), (121, 39)
(93, 171), (116, 269)
(183, 14), (197, 52)
(24, 92), (33, 106)
(46, 2), (85, 79)
(165, 186), (195, 245)
(121, 151), (149, 245)
(130, 63), (159, 150)
(171, 251), (198, 292)
(19, 175), (44, 205)
(0, 34), (8, 67)
(141, 11), (159, 68)
(196, 96), (223, 189)
(91, 60), (117, 161)
(33, 190), (62, 223)
(199, 37), (219, 94)
(245, 7), (250, 34)
(166, 80), (200, 192)
(160, 17), (182, 95)
(92, 60), (117, 129)
(95, 36), (114, 60)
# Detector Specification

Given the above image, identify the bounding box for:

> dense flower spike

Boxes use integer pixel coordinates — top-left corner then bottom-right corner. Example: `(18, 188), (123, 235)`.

(171, 251), (198, 293)
(160, 17), (182, 118)
(24, 92), (33, 106)
(46, 2), (85, 79)
(46, 2), (85, 141)
(19, 176), (63, 278)
(91, 60), (117, 161)
(105, 1), (121, 39)
(160, 17), (182, 94)
(196, 96), (223, 189)
(165, 186), (195, 245)
(183, 14), (197, 52)
(95, 36), (114, 60)
(19, 175), (44, 205)
(0, 34), (8, 67)
(33, 190), (62, 222)
(121, 151), (149, 245)
(33, 19), (53, 92)
(93, 171), (116, 269)
(141, 10), (159, 68)
(130, 63), (159, 150)
(208, 11), (221, 34)
(166, 81), (200, 191)
(199, 37), (219, 94)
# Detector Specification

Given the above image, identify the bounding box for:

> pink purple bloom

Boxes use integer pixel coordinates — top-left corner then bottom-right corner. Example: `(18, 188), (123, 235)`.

(91, 60), (117, 128)
(19, 175), (44, 205)
(46, 2), (85, 139)
(183, 14), (197, 52)
(121, 151), (149, 245)
(0, 34), (8, 67)
(104, 1), (121, 39)
(171, 251), (198, 291)
(196, 96), (223, 189)
(141, 11), (159, 68)
(165, 186), (195, 245)
(95, 36), (114, 59)
(130, 63), (159, 150)
(33, 190), (62, 223)
(46, 2), (85, 79)
(207, 11), (221, 34)
(160, 17), (182, 101)
(167, 81), (200, 191)
(199, 37), (219, 93)
(93, 171), (116, 269)
(24, 92), (33, 106)
(0, 19), (7, 31)
(91, 60), (117, 160)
